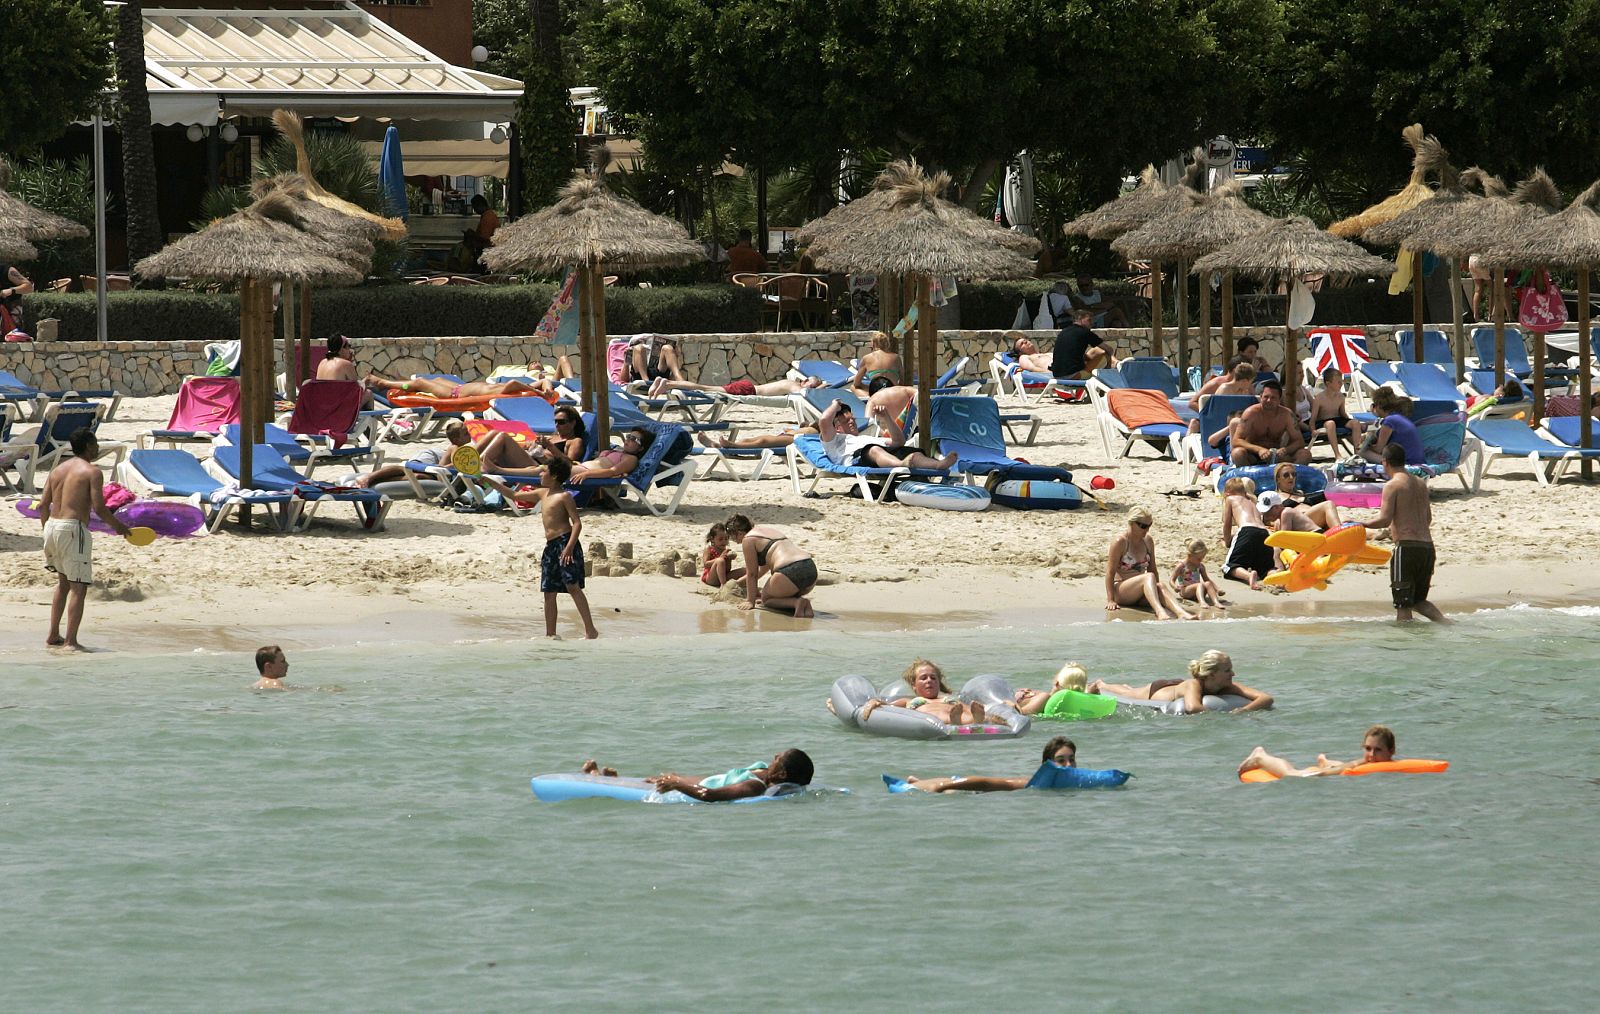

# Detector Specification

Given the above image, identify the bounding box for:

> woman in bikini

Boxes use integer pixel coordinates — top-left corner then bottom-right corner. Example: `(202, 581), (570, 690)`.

(505, 426), (649, 507)
(725, 513), (816, 617)
(1105, 506), (1196, 621)
(1271, 462), (1342, 531)
(849, 332), (904, 397)
(364, 371), (557, 401)
(1088, 649), (1274, 714)
(858, 659), (987, 726)
(476, 408), (588, 477)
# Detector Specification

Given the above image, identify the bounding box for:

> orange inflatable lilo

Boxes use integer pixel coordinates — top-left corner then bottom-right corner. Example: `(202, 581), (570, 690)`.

(1263, 523), (1390, 593)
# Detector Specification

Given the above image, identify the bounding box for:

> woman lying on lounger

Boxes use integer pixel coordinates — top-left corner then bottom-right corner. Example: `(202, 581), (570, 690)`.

(724, 513), (816, 617)
(645, 375), (826, 399)
(899, 737), (1080, 793)
(475, 408), (588, 477)
(505, 427), (652, 507)
(857, 659), (988, 726)
(364, 372), (558, 400)
(1087, 649), (1274, 714)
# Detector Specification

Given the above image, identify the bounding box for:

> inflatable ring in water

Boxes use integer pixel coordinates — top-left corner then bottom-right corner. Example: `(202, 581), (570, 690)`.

(1040, 689), (1118, 721)
(896, 481), (990, 511)
(830, 674), (1031, 739)
(1239, 759), (1448, 783)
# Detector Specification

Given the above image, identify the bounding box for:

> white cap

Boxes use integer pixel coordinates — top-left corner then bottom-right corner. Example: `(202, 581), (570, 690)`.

(1256, 490), (1285, 512)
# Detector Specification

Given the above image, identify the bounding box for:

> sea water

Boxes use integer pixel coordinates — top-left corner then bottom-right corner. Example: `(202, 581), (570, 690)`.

(3, 607), (1597, 1012)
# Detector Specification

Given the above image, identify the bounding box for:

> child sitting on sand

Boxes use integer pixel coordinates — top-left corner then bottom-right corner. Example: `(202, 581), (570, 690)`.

(1013, 662), (1091, 715)
(1220, 477), (1272, 589)
(540, 458), (598, 639)
(579, 749), (814, 802)
(1173, 538), (1226, 609)
(700, 522), (742, 588)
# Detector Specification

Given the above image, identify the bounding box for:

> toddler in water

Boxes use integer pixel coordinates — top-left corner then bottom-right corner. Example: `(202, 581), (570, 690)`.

(1172, 538), (1225, 609)
(700, 522), (742, 588)
(580, 749), (814, 802)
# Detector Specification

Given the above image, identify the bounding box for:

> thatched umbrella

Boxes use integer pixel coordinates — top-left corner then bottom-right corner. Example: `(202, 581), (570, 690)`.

(1364, 167), (1507, 379)
(1112, 179), (1272, 376)
(483, 164), (705, 448)
(1193, 216), (1396, 406)
(1, 227), (38, 264)
(0, 156), (91, 242)
(1478, 179), (1600, 462)
(1330, 125), (1450, 367)
(137, 192), (363, 493)
(272, 111), (406, 243)
(801, 160), (1037, 451)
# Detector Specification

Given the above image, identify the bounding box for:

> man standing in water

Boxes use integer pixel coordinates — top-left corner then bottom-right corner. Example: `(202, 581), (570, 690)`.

(1238, 725), (1397, 778)
(37, 429), (131, 650)
(1363, 443), (1449, 623)
(253, 646), (291, 689)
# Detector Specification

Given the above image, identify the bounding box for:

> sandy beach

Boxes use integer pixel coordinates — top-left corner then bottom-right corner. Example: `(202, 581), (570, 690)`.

(2, 388), (1594, 657)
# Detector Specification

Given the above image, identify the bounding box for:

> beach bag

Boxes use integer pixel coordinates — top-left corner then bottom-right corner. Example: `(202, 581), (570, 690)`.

(1517, 270), (1566, 333)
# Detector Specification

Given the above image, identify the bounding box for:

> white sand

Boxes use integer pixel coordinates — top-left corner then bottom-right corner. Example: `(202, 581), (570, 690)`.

(2, 390), (1594, 657)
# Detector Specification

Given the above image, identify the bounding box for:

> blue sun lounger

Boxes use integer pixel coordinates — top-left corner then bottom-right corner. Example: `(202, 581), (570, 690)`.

(1466, 417), (1600, 490)
(785, 433), (950, 503)
(1393, 363), (1466, 404)
(211, 443), (391, 531)
(120, 448), (301, 533)
(929, 395), (1070, 483)
(1471, 327), (1579, 382)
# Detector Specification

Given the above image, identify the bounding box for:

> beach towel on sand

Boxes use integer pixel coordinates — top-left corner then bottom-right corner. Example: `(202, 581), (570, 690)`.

(1107, 388), (1183, 429)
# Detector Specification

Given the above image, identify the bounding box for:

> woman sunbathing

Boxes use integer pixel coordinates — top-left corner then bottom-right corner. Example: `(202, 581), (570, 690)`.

(1012, 662), (1091, 715)
(849, 332), (904, 396)
(645, 375), (825, 399)
(1088, 649), (1274, 714)
(365, 372), (557, 400)
(900, 737), (1079, 793)
(505, 427), (651, 507)
(475, 408), (587, 476)
(1271, 462), (1342, 530)
(859, 659), (988, 726)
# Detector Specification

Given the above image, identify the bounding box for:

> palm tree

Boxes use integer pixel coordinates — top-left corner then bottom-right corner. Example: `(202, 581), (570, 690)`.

(115, 1), (162, 271)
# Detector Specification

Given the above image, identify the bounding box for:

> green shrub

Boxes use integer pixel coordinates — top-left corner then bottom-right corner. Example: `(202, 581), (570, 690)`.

(957, 280), (1054, 329)
(22, 283), (763, 341)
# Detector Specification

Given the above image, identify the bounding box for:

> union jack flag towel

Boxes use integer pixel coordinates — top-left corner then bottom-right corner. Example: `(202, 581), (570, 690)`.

(1308, 328), (1370, 376)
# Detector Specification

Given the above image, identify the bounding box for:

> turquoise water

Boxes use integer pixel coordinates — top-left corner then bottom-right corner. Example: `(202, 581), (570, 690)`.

(3, 608), (1597, 1011)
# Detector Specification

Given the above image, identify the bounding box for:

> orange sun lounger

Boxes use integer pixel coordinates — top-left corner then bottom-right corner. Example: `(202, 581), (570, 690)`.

(1240, 759), (1449, 783)
(383, 389), (552, 412)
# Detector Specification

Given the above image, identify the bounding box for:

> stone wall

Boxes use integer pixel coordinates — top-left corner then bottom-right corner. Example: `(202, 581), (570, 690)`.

(0, 325), (1421, 396)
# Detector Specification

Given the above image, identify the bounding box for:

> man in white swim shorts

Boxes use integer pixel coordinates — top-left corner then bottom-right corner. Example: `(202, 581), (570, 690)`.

(38, 429), (130, 651)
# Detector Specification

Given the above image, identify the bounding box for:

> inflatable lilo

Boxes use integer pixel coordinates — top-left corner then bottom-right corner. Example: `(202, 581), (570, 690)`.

(1237, 725), (1446, 782)
(531, 750), (847, 803)
(830, 665), (1030, 740)
(1086, 650), (1274, 715)
(883, 737), (1130, 793)
(1264, 524), (1390, 593)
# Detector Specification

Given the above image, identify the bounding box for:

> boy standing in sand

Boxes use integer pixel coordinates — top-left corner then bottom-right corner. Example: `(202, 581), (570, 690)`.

(1363, 443), (1449, 624)
(540, 457), (598, 639)
(37, 429), (131, 651)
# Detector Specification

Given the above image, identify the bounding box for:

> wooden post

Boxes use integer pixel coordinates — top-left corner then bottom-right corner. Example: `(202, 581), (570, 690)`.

(1493, 272), (1507, 383)
(237, 278), (270, 491)
(916, 273), (935, 454)
(1450, 256), (1466, 384)
(591, 263), (611, 451)
(902, 285), (918, 388)
(1197, 270), (1212, 380)
(1533, 327), (1547, 423)
(879, 273), (900, 342)
(1149, 261), (1164, 357)
(577, 263), (594, 416)
(280, 280), (296, 395)
(1581, 266), (1593, 477)
(1175, 258), (1189, 378)
(1220, 271), (1235, 363)
(1411, 249), (1426, 363)
(299, 283), (313, 391)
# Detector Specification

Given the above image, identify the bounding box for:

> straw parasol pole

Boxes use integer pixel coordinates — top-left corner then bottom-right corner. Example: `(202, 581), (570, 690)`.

(484, 156), (705, 449)
(1193, 216), (1396, 408)
(137, 192), (364, 492)
(1365, 168), (1510, 381)
(1330, 125), (1448, 367)
(1112, 179), (1272, 381)
(802, 160), (1038, 452)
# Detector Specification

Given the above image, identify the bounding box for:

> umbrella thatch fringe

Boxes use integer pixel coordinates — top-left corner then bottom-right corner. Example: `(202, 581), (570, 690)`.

(1360, 167), (1506, 249)
(136, 190), (365, 285)
(1328, 123), (1448, 238)
(1062, 166), (1160, 238)
(1111, 179), (1272, 261)
(483, 172), (706, 273)
(271, 110), (407, 243)
(1192, 215), (1396, 283)
(1, 228), (38, 263)
(0, 155), (92, 243)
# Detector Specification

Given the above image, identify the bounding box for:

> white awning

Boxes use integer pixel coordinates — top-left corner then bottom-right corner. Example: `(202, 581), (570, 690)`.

(359, 139), (509, 178)
(143, 2), (522, 124)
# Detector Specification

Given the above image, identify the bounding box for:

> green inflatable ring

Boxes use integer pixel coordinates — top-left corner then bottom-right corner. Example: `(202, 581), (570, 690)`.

(1041, 689), (1118, 721)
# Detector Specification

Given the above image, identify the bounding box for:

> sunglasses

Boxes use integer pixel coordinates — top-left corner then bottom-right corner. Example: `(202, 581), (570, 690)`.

(555, 416), (576, 425)
(1134, 521), (1151, 529)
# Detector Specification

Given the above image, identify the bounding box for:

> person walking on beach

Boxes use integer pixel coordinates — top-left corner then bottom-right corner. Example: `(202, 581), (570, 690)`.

(1237, 725), (1396, 778)
(1363, 443), (1448, 624)
(253, 646), (290, 689)
(37, 429), (131, 651)
(539, 457), (598, 639)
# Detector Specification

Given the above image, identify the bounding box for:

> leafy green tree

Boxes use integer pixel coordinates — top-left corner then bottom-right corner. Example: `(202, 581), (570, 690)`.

(5, 157), (100, 279)
(0, 0), (113, 153)
(115, 1), (164, 268)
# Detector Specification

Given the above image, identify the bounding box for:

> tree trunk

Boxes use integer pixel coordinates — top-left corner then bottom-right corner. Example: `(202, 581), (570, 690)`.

(960, 156), (1004, 211)
(756, 163), (768, 260)
(115, 2), (162, 270)
(530, 0), (561, 63)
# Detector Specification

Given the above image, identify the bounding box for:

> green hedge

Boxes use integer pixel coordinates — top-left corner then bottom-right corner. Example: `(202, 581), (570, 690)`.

(22, 283), (764, 341)
(958, 280), (1144, 329)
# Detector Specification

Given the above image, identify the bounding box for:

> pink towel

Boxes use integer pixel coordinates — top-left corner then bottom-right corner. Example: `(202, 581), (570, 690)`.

(286, 380), (363, 447)
(166, 377), (241, 432)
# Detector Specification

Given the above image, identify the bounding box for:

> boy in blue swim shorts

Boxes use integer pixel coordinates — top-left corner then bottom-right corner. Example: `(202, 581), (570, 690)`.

(540, 458), (598, 638)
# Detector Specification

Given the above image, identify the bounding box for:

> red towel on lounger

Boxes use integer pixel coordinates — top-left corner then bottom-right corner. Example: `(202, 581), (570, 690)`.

(1107, 388), (1183, 428)
(286, 379), (363, 447)
(165, 376), (240, 432)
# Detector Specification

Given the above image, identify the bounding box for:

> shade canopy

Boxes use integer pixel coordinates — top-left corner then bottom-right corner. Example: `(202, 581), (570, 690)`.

(483, 174), (706, 274)
(1192, 215), (1396, 283)
(1328, 124), (1447, 238)
(251, 174), (382, 271)
(799, 160), (1037, 278)
(1361, 167), (1507, 250)
(1064, 156), (1206, 241)
(1110, 179), (1272, 261)
(273, 109), (408, 243)
(1, 227), (38, 263)
(1442, 170), (1564, 268)
(0, 157), (91, 243)
(135, 191), (364, 285)
(1477, 178), (1600, 269)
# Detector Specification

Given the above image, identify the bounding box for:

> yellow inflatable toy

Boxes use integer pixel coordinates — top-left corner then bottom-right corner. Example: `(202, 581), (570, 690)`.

(1263, 525), (1391, 592)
